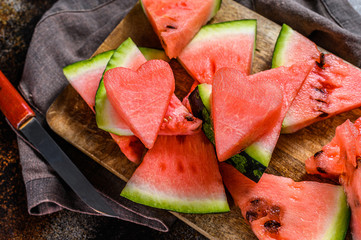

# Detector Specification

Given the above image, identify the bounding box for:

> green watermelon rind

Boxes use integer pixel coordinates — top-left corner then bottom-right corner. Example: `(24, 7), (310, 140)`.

(95, 38), (143, 136)
(323, 188), (350, 240)
(63, 50), (115, 82)
(185, 19), (257, 47)
(197, 84), (270, 168)
(271, 24), (293, 69)
(121, 182), (230, 214)
(139, 47), (170, 62)
(189, 84), (267, 182)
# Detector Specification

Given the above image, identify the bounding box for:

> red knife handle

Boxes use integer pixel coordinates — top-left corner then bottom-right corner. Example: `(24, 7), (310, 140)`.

(0, 70), (35, 129)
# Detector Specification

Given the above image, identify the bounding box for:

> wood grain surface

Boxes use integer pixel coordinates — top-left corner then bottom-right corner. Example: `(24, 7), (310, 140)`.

(47, 0), (357, 239)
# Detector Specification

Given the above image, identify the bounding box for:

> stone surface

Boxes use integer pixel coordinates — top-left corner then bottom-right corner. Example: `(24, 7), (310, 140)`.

(0, 1), (207, 239)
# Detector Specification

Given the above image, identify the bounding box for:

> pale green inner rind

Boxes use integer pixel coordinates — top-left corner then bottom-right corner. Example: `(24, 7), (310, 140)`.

(198, 83), (212, 112)
(197, 83), (269, 167)
(121, 183), (230, 214)
(210, 0), (222, 20)
(95, 38), (142, 134)
(189, 19), (257, 44)
(244, 143), (271, 167)
(322, 189), (350, 240)
(63, 50), (114, 81)
(139, 47), (170, 62)
(271, 24), (293, 68)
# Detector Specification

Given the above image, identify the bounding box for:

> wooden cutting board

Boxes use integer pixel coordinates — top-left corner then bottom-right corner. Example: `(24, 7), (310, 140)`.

(47, 0), (358, 239)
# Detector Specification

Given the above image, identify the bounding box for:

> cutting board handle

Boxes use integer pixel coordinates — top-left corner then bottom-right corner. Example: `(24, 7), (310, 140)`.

(0, 70), (35, 129)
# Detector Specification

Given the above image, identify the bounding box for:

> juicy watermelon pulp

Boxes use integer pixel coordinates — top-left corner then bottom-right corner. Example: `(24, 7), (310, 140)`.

(272, 24), (361, 134)
(220, 163), (350, 240)
(63, 38), (201, 163)
(212, 67), (283, 162)
(103, 60), (175, 149)
(121, 132), (229, 213)
(305, 117), (361, 239)
(178, 20), (257, 84)
(188, 61), (313, 182)
(141, 0), (221, 58)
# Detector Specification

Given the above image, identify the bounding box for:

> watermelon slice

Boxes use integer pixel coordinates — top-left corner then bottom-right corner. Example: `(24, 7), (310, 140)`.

(63, 50), (115, 111)
(121, 132), (229, 213)
(212, 68), (283, 162)
(95, 38), (202, 138)
(305, 118), (361, 239)
(188, 62), (313, 181)
(220, 163), (350, 240)
(272, 24), (361, 133)
(104, 60), (175, 149)
(140, 0), (221, 58)
(178, 20), (257, 84)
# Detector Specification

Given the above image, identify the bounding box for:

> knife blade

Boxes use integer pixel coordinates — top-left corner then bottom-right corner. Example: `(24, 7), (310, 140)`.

(0, 70), (116, 216)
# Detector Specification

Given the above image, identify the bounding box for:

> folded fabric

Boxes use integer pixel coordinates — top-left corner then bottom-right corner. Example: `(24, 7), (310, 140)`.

(17, 0), (361, 234)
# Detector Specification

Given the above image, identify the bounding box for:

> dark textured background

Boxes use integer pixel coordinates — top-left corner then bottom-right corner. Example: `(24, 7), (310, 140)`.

(0, 1), (207, 239)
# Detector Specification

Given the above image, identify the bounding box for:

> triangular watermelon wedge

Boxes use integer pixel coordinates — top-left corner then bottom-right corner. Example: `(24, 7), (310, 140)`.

(178, 20), (257, 84)
(103, 60), (175, 149)
(63, 39), (201, 163)
(188, 62), (313, 181)
(121, 132), (229, 213)
(272, 24), (361, 133)
(305, 117), (361, 240)
(220, 163), (350, 240)
(95, 38), (202, 138)
(212, 68), (283, 162)
(140, 0), (221, 58)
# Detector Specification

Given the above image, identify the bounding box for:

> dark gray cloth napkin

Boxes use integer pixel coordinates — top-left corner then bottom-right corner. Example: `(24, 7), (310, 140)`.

(18, 0), (361, 233)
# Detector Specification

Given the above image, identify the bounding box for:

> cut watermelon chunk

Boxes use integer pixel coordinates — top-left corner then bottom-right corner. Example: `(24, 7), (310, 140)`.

(212, 67), (283, 162)
(121, 132), (229, 213)
(272, 24), (320, 68)
(178, 20), (257, 84)
(140, 0), (221, 58)
(272, 24), (361, 133)
(95, 38), (202, 138)
(220, 163), (350, 240)
(104, 60), (175, 149)
(95, 38), (146, 136)
(305, 118), (361, 239)
(63, 50), (114, 111)
(188, 62), (312, 181)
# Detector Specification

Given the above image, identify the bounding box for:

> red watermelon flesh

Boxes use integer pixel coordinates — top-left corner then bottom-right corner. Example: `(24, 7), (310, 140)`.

(212, 67), (283, 162)
(104, 60), (175, 149)
(305, 118), (361, 239)
(245, 61), (313, 166)
(283, 54), (361, 133)
(160, 94), (202, 135)
(178, 20), (256, 84)
(272, 24), (320, 69)
(120, 132), (229, 213)
(140, 0), (221, 58)
(220, 163), (350, 240)
(111, 134), (145, 163)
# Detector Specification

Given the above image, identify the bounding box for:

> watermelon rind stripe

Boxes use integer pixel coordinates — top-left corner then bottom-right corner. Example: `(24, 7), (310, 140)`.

(186, 20), (257, 45)
(121, 182), (230, 214)
(210, 0), (222, 20)
(63, 50), (114, 82)
(271, 24), (293, 68)
(95, 38), (144, 136)
(189, 85), (267, 182)
(139, 47), (170, 62)
(322, 188), (350, 240)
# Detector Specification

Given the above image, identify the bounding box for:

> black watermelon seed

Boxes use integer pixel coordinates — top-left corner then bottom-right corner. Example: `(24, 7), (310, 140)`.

(314, 150), (324, 158)
(316, 167), (327, 174)
(264, 220), (281, 233)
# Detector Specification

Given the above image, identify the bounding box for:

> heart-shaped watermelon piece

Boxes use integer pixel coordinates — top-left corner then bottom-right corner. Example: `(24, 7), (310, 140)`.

(104, 60), (175, 149)
(212, 67), (283, 162)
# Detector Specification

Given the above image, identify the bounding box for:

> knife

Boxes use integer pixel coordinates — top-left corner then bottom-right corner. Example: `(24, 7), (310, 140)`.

(0, 70), (116, 216)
